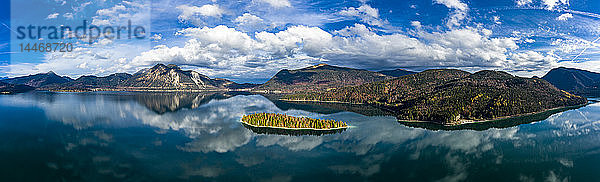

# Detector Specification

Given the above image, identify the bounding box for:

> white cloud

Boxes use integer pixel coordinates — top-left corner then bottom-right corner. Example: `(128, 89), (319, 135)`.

(126, 24), (542, 80)
(556, 13), (573, 21)
(6, 0), (155, 78)
(234, 13), (264, 24)
(6, 40), (150, 78)
(493, 16), (501, 24)
(92, 1), (150, 26)
(7, 18), (562, 81)
(509, 51), (559, 72)
(515, 0), (533, 6)
(258, 0), (292, 8)
(54, 0), (66, 6)
(338, 5), (386, 26)
(46, 13), (59, 19)
(434, 0), (468, 11)
(8, 0), (582, 81)
(542, 0), (570, 10)
(63, 13), (74, 20)
(177, 4), (224, 21)
(411, 21), (422, 29)
(150, 34), (163, 41)
(130, 25), (326, 78)
(233, 13), (268, 32)
(433, 0), (469, 28)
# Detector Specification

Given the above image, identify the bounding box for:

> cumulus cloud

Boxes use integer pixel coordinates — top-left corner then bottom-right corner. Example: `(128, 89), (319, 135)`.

(330, 24), (520, 69)
(6, 41), (148, 78)
(233, 13), (268, 32)
(411, 21), (422, 29)
(92, 0), (150, 26)
(509, 51), (559, 74)
(515, 0), (533, 6)
(7, 0), (582, 81)
(177, 4), (224, 20)
(126, 23), (554, 80)
(338, 4), (386, 26)
(6, 0), (153, 78)
(131, 25), (329, 79)
(234, 13), (264, 25)
(433, 0), (469, 28)
(542, 0), (570, 10)
(556, 13), (573, 21)
(434, 0), (468, 10)
(7, 21), (557, 81)
(258, 0), (292, 8)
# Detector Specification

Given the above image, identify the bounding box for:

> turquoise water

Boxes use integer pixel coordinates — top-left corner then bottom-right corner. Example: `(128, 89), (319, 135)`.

(0, 92), (599, 181)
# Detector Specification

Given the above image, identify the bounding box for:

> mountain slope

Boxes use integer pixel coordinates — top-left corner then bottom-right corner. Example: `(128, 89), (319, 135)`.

(3, 71), (73, 87)
(542, 67), (600, 94)
(42, 73), (133, 91)
(378, 69), (418, 77)
(284, 69), (586, 124)
(119, 64), (243, 90)
(256, 64), (394, 92)
(0, 81), (35, 94)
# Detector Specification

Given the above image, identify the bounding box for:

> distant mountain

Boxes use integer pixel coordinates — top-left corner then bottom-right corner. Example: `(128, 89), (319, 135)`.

(13, 64), (255, 92)
(3, 71), (73, 87)
(119, 64), (249, 90)
(0, 81), (35, 94)
(284, 69), (586, 125)
(42, 73), (133, 91)
(378, 69), (417, 77)
(542, 67), (600, 95)
(256, 64), (394, 92)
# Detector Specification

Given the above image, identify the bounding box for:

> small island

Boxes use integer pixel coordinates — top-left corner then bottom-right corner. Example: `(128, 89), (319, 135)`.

(241, 113), (348, 131)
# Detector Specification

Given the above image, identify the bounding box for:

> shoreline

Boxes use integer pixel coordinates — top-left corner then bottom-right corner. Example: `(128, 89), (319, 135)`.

(19, 90), (593, 127)
(398, 103), (589, 126)
(240, 120), (349, 131)
(279, 99), (363, 105)
(280, 98), (589, 127)
(40, 88), (247, 93)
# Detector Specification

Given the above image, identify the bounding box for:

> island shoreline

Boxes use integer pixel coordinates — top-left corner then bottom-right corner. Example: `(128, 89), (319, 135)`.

(398, 103), (589, 126)
(279, 98), (590, 126)
(240, 121), (349, 131)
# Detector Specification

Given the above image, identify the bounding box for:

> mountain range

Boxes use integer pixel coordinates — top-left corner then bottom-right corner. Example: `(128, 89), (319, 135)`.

(2, 71), (73, 88)
(0, 82), (35, 94)
(255, 64), (396, 93)
(0, 64), (422, 93)
(542, 67), (600, 95)
(2, 64), (256, 92)
(0, 63), (591, 124)
(377, 69), (418, 77)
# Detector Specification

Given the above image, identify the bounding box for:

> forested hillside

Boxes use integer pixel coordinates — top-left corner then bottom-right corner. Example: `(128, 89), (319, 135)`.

(256, 64), (394, 92)
(284, 69), (587, 124)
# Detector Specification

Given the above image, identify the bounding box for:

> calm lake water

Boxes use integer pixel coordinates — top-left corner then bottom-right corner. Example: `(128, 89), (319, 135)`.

(1, 92), (599, 181)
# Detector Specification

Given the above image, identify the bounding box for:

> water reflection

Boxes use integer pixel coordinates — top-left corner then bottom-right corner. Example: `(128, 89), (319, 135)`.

(242, 123), (347, 136)
(0, 92), (599, 181)
(402, 104), (588, 131)
(134, 92), (237, 114)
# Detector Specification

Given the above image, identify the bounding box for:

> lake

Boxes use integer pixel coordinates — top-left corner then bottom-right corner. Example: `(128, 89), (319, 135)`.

(0, 92), (599, 181)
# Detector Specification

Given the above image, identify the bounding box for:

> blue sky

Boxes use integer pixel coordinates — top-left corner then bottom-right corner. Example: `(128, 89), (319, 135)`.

(1, 0), (600, 83)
